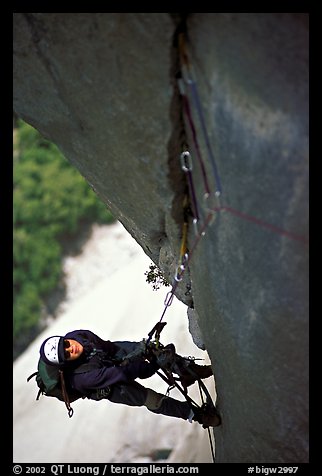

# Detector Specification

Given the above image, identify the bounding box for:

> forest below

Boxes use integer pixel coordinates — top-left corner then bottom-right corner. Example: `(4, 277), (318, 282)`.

(13, 119), (115, 359)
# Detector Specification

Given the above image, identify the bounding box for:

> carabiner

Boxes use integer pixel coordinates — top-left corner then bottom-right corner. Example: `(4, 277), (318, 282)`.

(174, 264), (185, 282)
(164, 290), (174, 307)
(180, 151), (193, 172)
(177, 77), (186, 96)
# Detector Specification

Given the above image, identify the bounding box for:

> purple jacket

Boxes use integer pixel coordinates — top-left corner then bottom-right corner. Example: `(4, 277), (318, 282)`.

(63, 329), (158, 397)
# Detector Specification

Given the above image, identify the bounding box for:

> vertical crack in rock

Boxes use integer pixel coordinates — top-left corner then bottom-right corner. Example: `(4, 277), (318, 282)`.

(167, 13), (190, 227)
(166, 13), (194, 307)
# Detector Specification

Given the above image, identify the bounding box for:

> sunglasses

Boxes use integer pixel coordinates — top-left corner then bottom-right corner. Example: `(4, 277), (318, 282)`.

(63, 340), (71, 360)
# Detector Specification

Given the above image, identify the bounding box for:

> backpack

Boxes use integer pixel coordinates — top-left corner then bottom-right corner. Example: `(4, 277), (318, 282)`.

(27, 358), (91, 418)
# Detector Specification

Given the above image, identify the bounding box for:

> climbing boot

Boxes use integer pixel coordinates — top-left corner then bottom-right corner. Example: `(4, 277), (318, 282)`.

(192, 404), (221, 428)
(180, 362), (213, 388)
(189, 362), (213, 379)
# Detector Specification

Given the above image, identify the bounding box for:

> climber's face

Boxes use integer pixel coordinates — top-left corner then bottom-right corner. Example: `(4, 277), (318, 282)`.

(63, 339), (84, 360)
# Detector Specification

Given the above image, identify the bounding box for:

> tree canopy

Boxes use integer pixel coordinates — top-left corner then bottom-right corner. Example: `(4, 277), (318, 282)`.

(13, 120), (115, 358)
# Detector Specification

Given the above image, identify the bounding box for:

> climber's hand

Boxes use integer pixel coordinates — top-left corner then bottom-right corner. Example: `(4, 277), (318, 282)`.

(119, 359), (129, 367)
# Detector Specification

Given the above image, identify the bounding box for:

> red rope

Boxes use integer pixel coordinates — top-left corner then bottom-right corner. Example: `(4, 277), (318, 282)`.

(221, 205), (308, 246)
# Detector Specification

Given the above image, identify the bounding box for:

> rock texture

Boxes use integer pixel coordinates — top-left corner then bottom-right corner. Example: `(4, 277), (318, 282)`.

(13, 13), (309, 462)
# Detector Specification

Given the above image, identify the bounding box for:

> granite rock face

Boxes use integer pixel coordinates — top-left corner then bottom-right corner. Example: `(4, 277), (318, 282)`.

(13, 13), (309, 462)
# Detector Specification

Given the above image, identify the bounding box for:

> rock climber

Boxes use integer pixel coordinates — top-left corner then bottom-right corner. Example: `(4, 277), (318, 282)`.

(39, 329), (221, 427)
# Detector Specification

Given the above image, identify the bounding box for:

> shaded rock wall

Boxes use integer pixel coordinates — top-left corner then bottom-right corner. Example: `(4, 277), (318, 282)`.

(186, 13), (309, 463)
(13, 13), (309, 462)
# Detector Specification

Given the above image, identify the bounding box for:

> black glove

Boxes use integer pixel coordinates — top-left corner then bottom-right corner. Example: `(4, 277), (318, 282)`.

(123, 359), (159, 381)
(101, 340), (120, 356)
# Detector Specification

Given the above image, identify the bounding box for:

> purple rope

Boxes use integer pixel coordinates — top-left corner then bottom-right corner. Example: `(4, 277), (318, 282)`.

(186, 169), (200, 221)
(182, 95), (211, 196)
(189, 80), (222, 195)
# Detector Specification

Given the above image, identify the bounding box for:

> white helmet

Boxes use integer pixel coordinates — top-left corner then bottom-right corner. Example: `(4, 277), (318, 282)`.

(40, 336), (64, 365)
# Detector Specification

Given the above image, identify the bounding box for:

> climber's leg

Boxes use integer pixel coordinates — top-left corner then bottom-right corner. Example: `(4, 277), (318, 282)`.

(104, 380), (189, 417)
(105, 382), (191, 420)
(105, 381), (148, 407)
(105, 382), (220, 427)
(144, 388), (192, 420)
